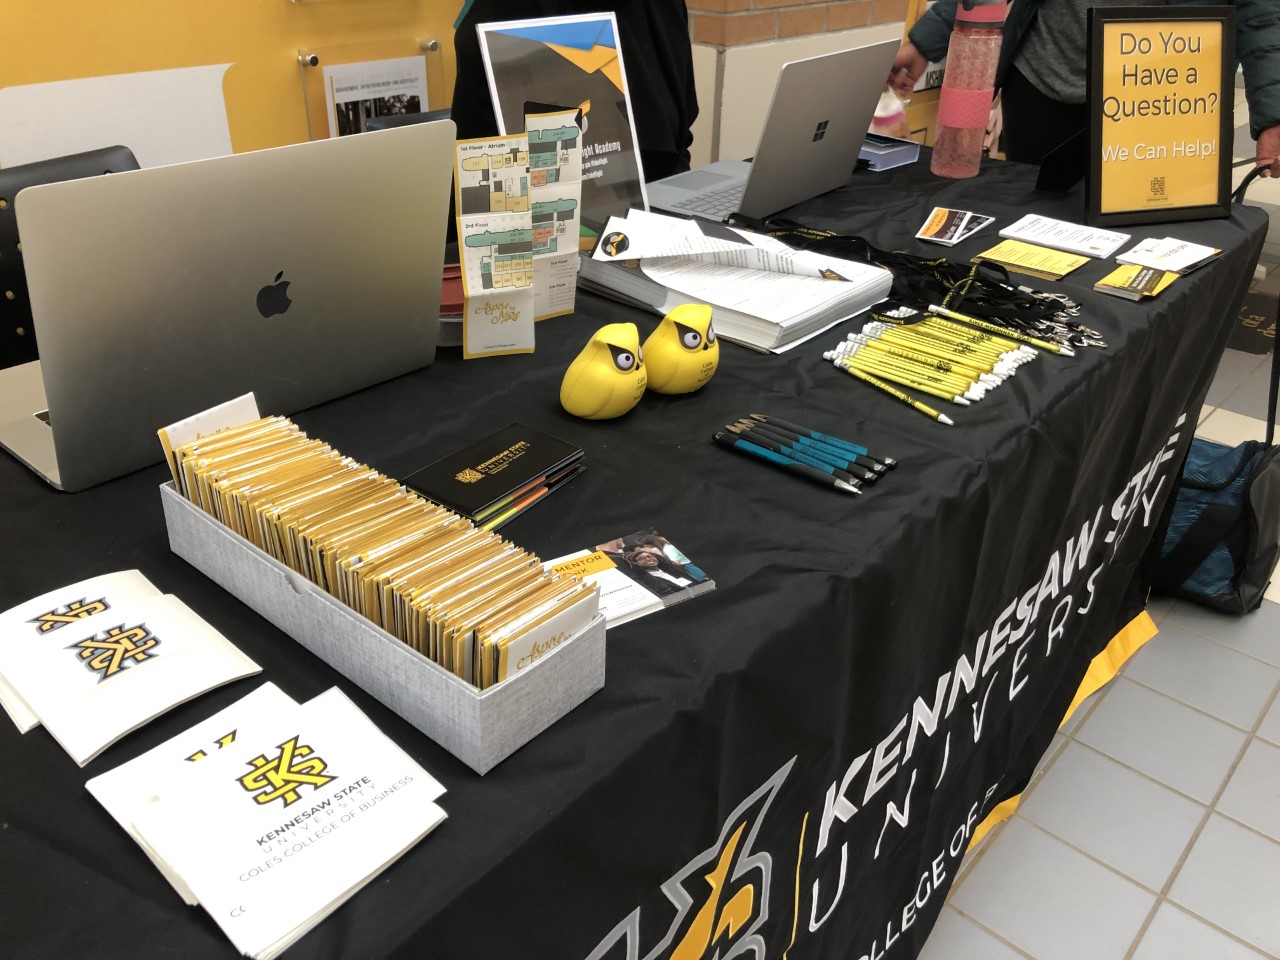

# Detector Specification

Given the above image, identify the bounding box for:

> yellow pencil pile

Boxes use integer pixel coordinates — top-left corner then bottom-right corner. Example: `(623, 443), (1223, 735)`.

(825, 305), (1062, 424)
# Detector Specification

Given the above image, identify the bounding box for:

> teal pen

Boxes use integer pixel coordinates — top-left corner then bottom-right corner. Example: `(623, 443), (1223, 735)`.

(724, 425), (865, 487)
(748, 413), (897, 468)
(739, 421), (884, 479)
(712, 432), (861, 494)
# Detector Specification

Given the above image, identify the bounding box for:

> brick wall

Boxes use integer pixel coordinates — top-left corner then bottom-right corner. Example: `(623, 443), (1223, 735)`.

(689, 0), (911, 46)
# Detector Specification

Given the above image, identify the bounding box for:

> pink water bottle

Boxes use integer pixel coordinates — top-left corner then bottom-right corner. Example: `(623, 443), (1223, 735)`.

(930, 0), (1005, 179)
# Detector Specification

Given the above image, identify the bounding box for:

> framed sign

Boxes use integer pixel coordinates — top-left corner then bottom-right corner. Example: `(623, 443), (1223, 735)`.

(1086, 6), (1234, 226)
(477, 14), (648, 242)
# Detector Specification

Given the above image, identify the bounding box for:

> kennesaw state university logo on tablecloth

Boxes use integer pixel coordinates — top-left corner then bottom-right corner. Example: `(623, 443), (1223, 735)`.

(582, 413), (1194, 960)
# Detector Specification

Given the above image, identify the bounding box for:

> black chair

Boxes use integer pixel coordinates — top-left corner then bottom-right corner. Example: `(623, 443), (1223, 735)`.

(0, 145), (140, 369)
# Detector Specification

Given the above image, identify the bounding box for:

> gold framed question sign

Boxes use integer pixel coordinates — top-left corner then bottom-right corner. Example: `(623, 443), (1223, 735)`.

(1087, 5), (1234, 226)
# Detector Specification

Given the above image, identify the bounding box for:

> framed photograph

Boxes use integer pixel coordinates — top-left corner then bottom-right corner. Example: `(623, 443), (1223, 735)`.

(1086, 5), (1234, 226)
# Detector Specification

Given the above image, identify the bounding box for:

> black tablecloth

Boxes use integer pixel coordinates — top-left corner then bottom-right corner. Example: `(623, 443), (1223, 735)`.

(0, 158), (1266, 960)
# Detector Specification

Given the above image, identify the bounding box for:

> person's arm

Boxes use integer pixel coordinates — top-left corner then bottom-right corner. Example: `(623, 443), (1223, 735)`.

(1235, 0), (1280, 175)
(890, 0), (963, 97)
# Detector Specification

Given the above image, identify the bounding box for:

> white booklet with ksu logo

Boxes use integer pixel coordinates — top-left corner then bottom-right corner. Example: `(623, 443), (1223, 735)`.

(0, 569), (260, 765)
(123, 686), (447, 960)
(87, 682), (299, 906)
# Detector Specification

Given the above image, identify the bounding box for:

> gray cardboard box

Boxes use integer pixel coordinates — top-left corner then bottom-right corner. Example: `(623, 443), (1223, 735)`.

(160, 483), (606, 774)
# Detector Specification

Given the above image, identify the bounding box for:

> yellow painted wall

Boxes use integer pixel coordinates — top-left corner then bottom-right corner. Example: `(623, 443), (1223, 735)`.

(0, 0), (458, 154)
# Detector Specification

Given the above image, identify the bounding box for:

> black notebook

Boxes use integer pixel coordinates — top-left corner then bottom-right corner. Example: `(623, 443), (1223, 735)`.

(403, 422), (584, 530)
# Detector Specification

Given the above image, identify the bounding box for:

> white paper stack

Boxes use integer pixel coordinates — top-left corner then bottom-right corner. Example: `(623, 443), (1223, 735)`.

(1116, 236), (1223, 275)
(89, 685), (447, 960)
(998, 214), (1131, 259)
(0, 570), (260, 764)
(580, 209), (894, 353)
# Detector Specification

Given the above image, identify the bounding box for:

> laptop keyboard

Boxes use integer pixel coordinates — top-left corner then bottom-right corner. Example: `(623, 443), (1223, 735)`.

(673, 183), (746, 219)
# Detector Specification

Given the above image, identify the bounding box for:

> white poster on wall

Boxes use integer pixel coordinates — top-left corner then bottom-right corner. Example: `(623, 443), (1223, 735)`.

(0, 64), (233, 168)
(322, 57), (428, 137)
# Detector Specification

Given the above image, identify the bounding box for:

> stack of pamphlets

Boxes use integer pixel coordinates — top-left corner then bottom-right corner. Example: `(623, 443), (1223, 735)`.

(578, 209), (894, 353)
(998, 214), (1131, 259)
(546, 528), (715, 626)
(0, 569), (260, 765)
(971, 239), (1090, 281)
(1116, 236), (1223, 275)
(87, 684), (447, 960)
(1093, 264), (1178, 301)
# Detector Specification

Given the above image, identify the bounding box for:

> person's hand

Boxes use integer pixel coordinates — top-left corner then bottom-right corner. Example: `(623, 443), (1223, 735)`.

(888, 42), (928, 99)
(1255, 123), (1280, 178)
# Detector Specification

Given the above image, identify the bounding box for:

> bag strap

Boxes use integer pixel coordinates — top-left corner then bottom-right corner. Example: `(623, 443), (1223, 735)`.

(1231, 165), (1278, 446)
(1157, 502), (1242, 590)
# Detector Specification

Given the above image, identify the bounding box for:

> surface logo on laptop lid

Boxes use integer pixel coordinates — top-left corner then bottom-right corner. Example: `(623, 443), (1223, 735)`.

(812, 120), (829, 142)
(256, 271), (293, 318)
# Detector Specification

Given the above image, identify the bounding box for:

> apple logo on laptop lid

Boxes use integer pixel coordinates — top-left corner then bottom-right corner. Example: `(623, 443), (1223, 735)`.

(256, 271), (292, 318)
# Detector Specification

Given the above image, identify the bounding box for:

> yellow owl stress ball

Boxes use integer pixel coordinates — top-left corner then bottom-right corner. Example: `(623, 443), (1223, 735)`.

(643, 303), (719, 395)
(560, 322), (647, 420)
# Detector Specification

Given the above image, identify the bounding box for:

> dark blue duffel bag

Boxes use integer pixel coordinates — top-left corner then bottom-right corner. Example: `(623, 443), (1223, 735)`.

(1154, 436), (1280, 613)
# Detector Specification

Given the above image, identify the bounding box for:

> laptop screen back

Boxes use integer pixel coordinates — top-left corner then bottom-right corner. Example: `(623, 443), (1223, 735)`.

(11, 120), (453, 491)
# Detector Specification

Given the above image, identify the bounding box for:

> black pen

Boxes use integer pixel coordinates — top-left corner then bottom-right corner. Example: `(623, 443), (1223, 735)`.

(712, 432), (861, 494)
(736, 420), (882, 481)
(724, 424), (865, 487)
(748, 413), (897, 468)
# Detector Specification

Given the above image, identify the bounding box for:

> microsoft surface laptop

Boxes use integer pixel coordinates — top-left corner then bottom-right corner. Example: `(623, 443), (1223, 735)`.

(2, 119), (454, 492)
(646, 39), (900, 221)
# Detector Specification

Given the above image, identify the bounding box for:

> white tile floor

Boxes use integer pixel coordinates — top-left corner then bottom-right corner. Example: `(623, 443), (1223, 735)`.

(918, 343), (1280, 959)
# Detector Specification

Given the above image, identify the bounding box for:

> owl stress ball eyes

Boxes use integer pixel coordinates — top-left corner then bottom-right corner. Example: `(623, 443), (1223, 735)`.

(560, 322), (648, 420)
(643, 303), (719, 395)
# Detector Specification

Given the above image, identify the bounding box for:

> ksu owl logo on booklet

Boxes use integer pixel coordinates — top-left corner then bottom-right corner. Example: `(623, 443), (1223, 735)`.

(0, 569), (260, 766)
(90, 685), (447, 960)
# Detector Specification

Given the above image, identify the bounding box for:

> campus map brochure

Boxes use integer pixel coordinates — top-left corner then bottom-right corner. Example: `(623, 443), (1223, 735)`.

(1, 583), (260, 766)
(87, 682), (298, 905)
(454, 132), (536, 359)
(580, 209), (893, 352)
(0, 569), (163, 731)
(547, 528), (714, 626)
(129, 687), (447, 960)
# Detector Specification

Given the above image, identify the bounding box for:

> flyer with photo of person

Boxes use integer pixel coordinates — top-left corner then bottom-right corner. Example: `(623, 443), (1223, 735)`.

(547, 528), (714, 626)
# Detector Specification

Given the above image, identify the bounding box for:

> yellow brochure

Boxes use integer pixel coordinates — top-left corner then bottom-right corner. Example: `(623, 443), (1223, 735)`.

(170, 415), (294, 497)
(177, 420), (304, 490)
(431, 553), (540, 674)
(491, 582), (598, 688)
(334, 507), (453, 610)
(247, 459), (364, 557)
(407, 541), (515, 662)
(474, 575), (578, 684)
(356, 520), (466, 626)
(209, 443), (338, 537)
(440, 562), (546, 680)
(971, 239), (1089, 280)
(253, 461), (370, 560)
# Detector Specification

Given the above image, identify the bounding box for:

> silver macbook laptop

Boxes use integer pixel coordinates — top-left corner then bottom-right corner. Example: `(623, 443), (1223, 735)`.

(647, 39), (900, 221)
(2, 119), (454, 492)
